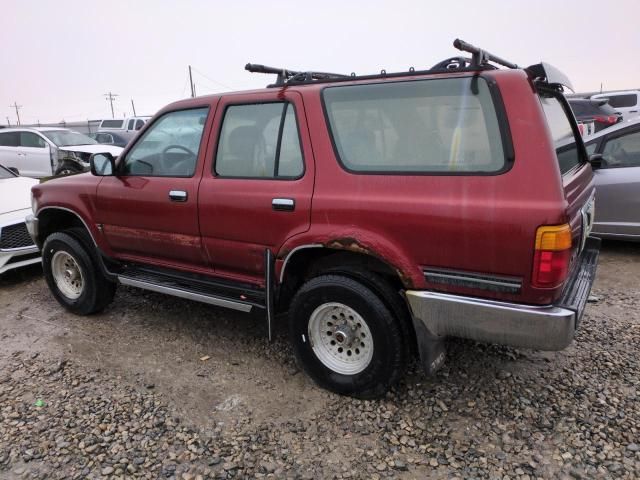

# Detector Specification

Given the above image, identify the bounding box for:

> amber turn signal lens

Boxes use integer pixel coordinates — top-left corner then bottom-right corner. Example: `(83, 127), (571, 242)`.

(534, 224), (572, 251)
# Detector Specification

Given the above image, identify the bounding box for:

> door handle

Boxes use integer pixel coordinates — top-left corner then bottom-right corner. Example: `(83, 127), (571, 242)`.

(272, 198), (295, 211)
(169, 190), (188, 202)
(17, 152), (26, 157)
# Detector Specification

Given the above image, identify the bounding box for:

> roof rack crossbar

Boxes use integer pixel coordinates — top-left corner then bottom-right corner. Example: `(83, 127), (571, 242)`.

(453, 38), (518, 69)
(244, 63), (349, 86)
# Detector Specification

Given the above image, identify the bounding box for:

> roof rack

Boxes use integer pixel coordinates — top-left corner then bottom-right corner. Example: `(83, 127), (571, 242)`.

(244, 63), (349, 87)
(245, 39), (521, 88)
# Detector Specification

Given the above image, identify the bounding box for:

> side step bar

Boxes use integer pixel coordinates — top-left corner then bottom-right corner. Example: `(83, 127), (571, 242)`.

(118, 276), (255, 313)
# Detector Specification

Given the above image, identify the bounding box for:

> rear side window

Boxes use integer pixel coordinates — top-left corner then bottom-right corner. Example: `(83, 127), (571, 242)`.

(540, 95), (583, 174)
(101, 120), (124, 128)
(322, 77), (506, 173)
(0, 132), (19, 147)
(215, 103), (304, 179)
(603, 94), (637, 109)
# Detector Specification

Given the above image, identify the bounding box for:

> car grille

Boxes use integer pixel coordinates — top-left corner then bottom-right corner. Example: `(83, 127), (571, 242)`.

(0, 222), (34, 250)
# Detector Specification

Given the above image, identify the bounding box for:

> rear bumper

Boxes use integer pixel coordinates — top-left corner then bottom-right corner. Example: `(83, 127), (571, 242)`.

(406, 237), (600, 351)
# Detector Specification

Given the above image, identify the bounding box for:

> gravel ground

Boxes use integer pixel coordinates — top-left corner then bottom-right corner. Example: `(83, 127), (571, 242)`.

(0, 241), (639, 479)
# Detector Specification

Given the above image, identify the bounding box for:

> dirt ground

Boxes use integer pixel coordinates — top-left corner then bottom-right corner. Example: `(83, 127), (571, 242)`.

(0, 240), (639, 479)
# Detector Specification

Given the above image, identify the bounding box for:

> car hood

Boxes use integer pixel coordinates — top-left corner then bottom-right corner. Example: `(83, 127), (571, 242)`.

(59, 144), (123, 156)
(0, 176), (38, 215)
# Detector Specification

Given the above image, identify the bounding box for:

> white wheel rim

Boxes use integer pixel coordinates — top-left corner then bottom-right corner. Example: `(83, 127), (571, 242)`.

(308, 302), (374, 375)
(51, 251), (84, 300)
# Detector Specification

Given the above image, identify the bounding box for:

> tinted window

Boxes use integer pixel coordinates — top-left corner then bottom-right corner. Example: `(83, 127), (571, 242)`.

(19, 132), (46, 148)
(322, 77), (506, 173)
(602, 130), (640, 168)
(135, 120), (145, 130)
(128, 120), (135, 130)
(569, 100), (616, 116)
(101, 120), (124, 128)
(603, 94), (637, 109)
(540, 95), (583, 174)
(215, 103), (303, 178)
(122, 108), (208, 177)
(0, 132), (19, 147)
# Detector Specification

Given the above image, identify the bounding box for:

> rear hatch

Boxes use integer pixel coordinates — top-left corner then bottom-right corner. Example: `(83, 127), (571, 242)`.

(538, 90), (595, 276)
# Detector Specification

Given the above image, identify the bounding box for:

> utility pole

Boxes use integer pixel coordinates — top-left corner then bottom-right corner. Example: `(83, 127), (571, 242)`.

(131, 99), (137, 116)
(9, 102), (22, 125)
(189, 65), (195, 98)
(5, 116), (10, 126)
(104, 92), (119, 119)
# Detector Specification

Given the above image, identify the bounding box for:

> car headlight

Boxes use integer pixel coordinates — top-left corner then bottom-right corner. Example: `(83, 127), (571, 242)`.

(31, 190), (37, 214)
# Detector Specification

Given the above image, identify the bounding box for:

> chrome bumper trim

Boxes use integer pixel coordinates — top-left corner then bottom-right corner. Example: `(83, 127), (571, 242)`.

(405, 291), (575, 351)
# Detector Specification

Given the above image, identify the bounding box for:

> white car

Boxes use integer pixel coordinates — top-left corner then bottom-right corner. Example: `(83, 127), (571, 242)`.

(591, 90), (640, 123)
(0, 127), (123, 178)
(0, 164), (41, 274)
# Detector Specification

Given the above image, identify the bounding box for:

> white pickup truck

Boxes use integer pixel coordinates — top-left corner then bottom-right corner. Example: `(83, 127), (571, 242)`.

(99, 116), (151, 133)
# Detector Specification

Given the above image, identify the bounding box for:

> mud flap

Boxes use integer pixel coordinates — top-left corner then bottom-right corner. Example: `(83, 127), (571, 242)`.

(264, 248), (275, 342)
(411, 315), (446, 375)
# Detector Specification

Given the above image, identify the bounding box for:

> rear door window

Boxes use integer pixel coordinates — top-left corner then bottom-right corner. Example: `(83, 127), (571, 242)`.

(540, 95), (584, 174)
(322, 77), (507, 174)
(215, 102), (304, 179)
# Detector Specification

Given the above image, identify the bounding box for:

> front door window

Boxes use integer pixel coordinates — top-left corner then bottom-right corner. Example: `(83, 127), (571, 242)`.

(122, 108), (209, 177)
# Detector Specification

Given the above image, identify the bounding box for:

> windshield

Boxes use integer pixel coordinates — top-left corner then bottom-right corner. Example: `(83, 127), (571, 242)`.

(0, 164), (16, 178)
(41, 130), (98, 147)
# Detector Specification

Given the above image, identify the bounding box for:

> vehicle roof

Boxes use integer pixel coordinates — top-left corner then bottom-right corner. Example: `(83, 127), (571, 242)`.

(583, 117), (640, 142)
(592, 90), (640, 96)
(159, 68), (526, 113)
(0, 127), (71, 133)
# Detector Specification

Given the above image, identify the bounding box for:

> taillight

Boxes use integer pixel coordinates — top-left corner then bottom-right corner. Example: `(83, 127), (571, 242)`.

(532, 224), (572, 288)
(593, 115), (618, 125)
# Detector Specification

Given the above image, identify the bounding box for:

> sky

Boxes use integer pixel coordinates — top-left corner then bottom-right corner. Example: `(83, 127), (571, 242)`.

(1, 0), (639, 125)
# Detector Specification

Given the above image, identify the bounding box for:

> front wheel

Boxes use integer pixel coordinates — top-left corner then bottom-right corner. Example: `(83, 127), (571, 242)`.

(42, 232), (116, 315)
(289, 275), (406, 399)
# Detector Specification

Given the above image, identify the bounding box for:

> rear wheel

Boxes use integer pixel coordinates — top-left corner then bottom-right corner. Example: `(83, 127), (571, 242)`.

(42, 232), (116, 315)
(289, 274), (406, 398)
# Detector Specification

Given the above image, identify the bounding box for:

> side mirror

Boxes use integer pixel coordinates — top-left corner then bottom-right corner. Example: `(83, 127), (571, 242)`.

(588, 153), (604, 170)
(90, 152), (116, 176)
(8, 167), (19, 175)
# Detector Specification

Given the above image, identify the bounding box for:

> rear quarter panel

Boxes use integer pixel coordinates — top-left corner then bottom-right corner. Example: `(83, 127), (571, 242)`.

(290, 70), (581, 305)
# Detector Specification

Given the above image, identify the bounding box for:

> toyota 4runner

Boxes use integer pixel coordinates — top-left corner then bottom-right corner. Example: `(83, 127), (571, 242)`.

(27, 40), (600, 398)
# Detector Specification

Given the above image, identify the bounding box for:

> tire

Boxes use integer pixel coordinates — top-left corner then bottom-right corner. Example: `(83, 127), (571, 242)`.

(289, 274), (406, 399)
(42, 231), (116, 315)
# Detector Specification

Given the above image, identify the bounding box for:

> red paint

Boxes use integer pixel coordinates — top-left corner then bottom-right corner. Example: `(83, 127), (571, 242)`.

(32, 68), (594, 306)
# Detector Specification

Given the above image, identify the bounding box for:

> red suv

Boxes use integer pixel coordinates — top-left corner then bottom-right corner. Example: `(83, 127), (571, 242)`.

(27, 40), (600, 398)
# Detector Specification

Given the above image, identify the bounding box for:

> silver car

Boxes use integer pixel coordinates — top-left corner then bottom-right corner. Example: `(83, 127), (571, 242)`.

(584, 118), (640, 240)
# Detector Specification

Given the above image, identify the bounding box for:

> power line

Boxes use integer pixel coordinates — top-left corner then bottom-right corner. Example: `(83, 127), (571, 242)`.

(103, 92), (119, 119)
(9, 102), (22, 125)
(190, 66), (235, 91)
